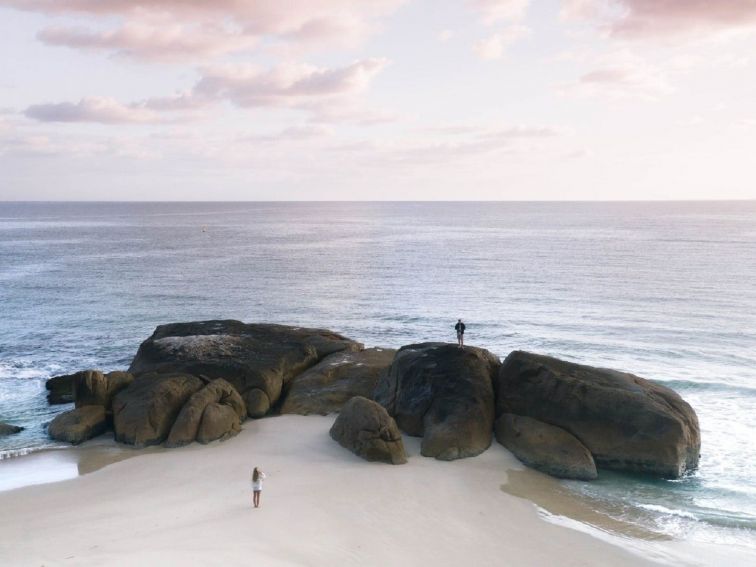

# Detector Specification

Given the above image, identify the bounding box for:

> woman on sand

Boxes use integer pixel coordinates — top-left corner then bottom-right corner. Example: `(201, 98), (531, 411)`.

(251, 467), (266, 508)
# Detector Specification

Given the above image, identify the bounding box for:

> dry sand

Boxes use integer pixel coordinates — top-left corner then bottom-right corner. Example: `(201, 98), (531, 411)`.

(0, 416), (678, 566)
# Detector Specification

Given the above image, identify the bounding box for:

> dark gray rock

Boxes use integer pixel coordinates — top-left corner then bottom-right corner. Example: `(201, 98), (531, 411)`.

(329, 396), (407, 465)
(495, 413), (597, 481)
(112, 372), (204, 447)
(281, 348), (396, 415)
(166, 378), (246, 447)
(46, 373), (76, 405)
(0, 422), (24, 437)
(375, 343), (500, 461)
(128, 320), (362, 417)
(495, 351), (701, 478)
(48, 406), (107, 445)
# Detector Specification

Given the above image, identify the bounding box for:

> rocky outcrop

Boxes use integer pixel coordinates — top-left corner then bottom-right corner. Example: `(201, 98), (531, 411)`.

(112, 372), (204, 447)
(375, 343), (500, 461)
(329, 396), (407, 465)
(46, 373), (76, 404)
(128, 320), (362, 417)
(48, 406), (107, 445)
(0, 422), (24, 436)
(166, 379), (246, 447)
(281, 348), (396, 415)
(495, 414), (597, 480)
(495, 351), (701, 478)
(73, 370), (134, 410)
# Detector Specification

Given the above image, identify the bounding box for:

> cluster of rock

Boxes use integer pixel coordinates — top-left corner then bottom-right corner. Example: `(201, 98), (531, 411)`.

(45, 319), (701, 480)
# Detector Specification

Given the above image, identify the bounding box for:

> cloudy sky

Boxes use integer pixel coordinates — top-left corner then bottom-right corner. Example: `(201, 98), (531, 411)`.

(1, 0), (756, 200)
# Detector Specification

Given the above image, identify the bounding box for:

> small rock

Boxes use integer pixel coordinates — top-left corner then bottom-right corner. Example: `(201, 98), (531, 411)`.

(330, 396), (407, 465)
(0, 422), (24, 437)
(48, 406), (107, 445)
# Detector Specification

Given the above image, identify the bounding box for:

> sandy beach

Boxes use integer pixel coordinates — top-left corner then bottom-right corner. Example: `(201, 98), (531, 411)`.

(0, 415), (677, 567)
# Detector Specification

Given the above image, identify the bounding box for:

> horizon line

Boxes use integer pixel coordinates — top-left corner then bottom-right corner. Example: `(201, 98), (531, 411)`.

(2, 198), (756, 204)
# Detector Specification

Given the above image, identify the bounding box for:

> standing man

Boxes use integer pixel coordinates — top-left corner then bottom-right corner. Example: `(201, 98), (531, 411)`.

(454, 319), (466, 348)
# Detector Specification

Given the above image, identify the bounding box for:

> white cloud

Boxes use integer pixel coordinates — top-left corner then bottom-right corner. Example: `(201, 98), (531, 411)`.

(470, 0), (530, 25)
(473, 25), (531, 59)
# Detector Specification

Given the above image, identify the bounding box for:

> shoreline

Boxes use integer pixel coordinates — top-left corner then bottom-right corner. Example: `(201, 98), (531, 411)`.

(0, 415), (707, 567)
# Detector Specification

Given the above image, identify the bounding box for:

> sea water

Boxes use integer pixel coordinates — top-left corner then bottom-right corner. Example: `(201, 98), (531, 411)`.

(1, 201), (754, 552)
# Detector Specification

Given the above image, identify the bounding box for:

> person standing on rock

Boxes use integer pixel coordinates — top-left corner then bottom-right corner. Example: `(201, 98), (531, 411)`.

(455, 319), (466, 348)
(251, 467), (266, 508)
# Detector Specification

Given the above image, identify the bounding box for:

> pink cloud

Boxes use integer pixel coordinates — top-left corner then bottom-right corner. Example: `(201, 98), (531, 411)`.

(24, 59), (391, 124)
(195, 59), (390, 108)
(25, 97), (159, 124)
(564, 0), (756, 39)
(559, 50), (673, 100)
(1, 0), (405, 61)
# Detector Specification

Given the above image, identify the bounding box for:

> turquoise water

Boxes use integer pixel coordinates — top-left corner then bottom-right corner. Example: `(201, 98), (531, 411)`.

(1, 201), (755, 552)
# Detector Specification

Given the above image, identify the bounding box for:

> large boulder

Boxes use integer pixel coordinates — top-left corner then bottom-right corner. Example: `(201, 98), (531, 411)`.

(73, 370), (134, 410)
(48, 406), (107, 445)
(281, 348), (396, 415)
(166, 379), (246, 447)
(0, 422), (24, 437)
(495, 351), (701, 478)
(374, 343), (500, 461)
(128, 320), (362, 417)
(45, 373), (76, 404)
(495, 414), (597, 481)
(329, 396), (407, 465)
(112, 372), (204, 447)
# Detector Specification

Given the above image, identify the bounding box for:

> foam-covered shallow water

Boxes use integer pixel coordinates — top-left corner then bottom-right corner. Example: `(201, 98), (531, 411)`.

(1, 201), (755, 553)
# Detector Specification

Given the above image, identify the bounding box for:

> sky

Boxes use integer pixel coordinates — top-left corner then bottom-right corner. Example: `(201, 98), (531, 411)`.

(1, 0), (756, 201)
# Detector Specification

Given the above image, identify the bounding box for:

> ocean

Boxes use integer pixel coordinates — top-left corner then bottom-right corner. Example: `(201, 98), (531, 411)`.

(1, 201), (754, 553)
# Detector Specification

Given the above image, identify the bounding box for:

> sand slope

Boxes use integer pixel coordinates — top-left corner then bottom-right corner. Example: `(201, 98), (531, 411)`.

(0, 416), (659, 566)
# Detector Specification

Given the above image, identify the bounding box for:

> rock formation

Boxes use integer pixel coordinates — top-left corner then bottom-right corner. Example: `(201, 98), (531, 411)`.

(495, 351), (701, 478)
(375, 343), (500, 461)
(45, 372), (76, 404)
(128, 320), (362, 417)
(281, 348), (396, 415)
(73, 370), (134, 410)
(48, 406), (107, 445)
(494, 414), (597, 480)
(112, 372), (204, 447)
(0, 422), (24, 437)
(166, 379), (246, 447)
(329, 396), (407, 465)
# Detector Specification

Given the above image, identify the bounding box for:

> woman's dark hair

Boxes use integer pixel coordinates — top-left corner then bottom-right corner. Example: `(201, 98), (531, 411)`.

(253, 467), (260, 482)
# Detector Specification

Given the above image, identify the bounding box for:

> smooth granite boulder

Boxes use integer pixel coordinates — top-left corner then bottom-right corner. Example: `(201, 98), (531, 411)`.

(112, 372), (204, 447)
(48, 406), (107, 445)
(0, 422), (24, 437)
(495, 351), (701, 478)
(45, 373), (76, 405)
(166, 379), (246, 447)
(495, 414), (597, 481)
(281, 348), (396, 415)
(128, 320), (362, 417)
(374, 343), (500, 461)
(329, 396), (407, 465)
(73, 370), (134, 410)
(243, 389), (270, 419)
(197, 404), (240, 444)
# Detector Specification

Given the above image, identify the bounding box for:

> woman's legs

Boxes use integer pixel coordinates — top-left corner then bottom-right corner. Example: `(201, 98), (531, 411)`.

(254, 490), (261, 507)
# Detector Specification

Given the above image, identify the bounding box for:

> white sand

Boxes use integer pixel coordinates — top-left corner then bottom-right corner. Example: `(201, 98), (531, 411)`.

(0, 416), (665, 566)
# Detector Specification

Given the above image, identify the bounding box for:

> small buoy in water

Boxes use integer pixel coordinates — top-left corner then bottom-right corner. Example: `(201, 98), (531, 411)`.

(201, 225), (207, 232)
